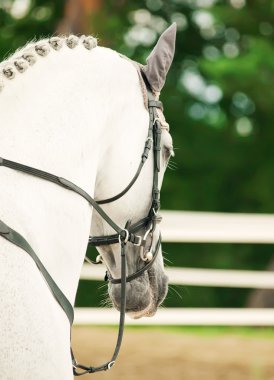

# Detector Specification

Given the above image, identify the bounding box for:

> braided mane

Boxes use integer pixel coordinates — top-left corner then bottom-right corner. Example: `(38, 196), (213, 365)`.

(0, 35), (97, 92)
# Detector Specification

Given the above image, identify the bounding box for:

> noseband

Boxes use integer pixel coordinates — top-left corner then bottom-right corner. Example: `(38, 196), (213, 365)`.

(0, 81), (164, 375)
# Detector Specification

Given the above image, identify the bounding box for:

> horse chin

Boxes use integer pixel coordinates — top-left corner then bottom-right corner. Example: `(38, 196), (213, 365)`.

(108, 269), (168, 319)
(127, 304), (157, 319)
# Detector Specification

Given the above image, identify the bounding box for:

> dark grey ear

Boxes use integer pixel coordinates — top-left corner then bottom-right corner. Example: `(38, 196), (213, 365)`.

(142, 23), (177, 93)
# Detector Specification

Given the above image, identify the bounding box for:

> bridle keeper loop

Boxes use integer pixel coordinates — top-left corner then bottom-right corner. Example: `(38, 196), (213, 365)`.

(118, 228), (130, 244)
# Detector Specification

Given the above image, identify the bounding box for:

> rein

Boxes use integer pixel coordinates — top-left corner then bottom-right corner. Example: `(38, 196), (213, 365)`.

(0, 83), (163, 375)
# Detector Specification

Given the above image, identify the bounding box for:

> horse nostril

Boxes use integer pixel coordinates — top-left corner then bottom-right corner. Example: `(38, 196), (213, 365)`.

(109, 281), (151, 313)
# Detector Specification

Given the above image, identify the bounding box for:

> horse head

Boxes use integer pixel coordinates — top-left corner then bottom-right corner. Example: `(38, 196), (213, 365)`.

(91, 23), (176, 319)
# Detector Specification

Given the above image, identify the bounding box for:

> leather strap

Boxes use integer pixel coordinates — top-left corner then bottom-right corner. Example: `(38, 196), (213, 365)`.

(72, 234), (128, 375)
(96, 135), (153, 205)
(0, 158), (129, 241)
(148, 100), (163, 110)
(0, 219), (74, 325)
(89, 217), (150, 246)
(106, 235), (161, 284)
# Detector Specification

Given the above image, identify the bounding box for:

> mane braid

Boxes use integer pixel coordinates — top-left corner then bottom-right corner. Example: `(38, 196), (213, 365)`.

(0, 35), (97, 92)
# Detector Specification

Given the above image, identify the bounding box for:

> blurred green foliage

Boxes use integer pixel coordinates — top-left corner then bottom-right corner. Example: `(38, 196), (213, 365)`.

(0, 1), (65, 58)
(1, 0), (273, 309)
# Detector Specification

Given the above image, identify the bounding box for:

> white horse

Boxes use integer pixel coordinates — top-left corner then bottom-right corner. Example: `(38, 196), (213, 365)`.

(0, 25), (176, 379)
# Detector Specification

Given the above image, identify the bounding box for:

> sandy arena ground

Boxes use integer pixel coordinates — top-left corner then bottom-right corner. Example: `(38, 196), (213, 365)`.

(72, 326), (274, 380)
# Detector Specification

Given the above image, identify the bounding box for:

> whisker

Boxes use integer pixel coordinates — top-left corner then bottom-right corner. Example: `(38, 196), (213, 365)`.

(169, 158), (178, 164)
(163, 256), (173, 265)
(99, 290), (113, 308)
(167, 160), (178, 170)
(167, 164), (177, 171)
(100, 298), (112, 308)
(169, 165), (178, 170)
(167, 166), (177, 171)
(169, 285), (183, 300)
(98, 283), (108, 291)
(162, 250), (173, 265)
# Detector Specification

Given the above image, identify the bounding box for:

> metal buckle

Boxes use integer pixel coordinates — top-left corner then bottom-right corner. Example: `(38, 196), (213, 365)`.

(152, 208), (162, 223)
(153, 117), (161, 126)
(140, 225), (153, 261)
(133, 235), (142, 246)
(118, 229), (129, 244)
(153, 117), (169, 131)
(96, 254), (103, 263)
(143, 225), (153, 241)
(144, 251), (153, 262)
(107, 361), (115, 370)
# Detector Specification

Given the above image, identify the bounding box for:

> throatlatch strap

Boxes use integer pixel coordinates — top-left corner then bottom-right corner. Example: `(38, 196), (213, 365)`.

(0, 219), (74, 325)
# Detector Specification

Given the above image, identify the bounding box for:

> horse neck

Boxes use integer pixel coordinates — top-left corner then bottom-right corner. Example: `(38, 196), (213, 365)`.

(0, 45), (132, 305)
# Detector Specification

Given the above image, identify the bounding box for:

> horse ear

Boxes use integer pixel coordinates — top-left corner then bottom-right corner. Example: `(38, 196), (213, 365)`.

(142, 23), (177, 93)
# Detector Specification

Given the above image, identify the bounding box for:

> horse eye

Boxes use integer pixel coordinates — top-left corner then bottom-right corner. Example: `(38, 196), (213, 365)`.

(163, 146), (174, 163)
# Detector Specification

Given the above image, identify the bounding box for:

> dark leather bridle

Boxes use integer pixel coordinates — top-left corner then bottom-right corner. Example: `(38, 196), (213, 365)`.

(0, 80), (164, 375)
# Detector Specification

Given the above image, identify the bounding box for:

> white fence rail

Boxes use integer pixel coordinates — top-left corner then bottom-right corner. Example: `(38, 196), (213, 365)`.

(160, 211), (274, 243)
(76, 211), (274, 326)
(75, 308), (274, 326)
(81, 265), (274, 289)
